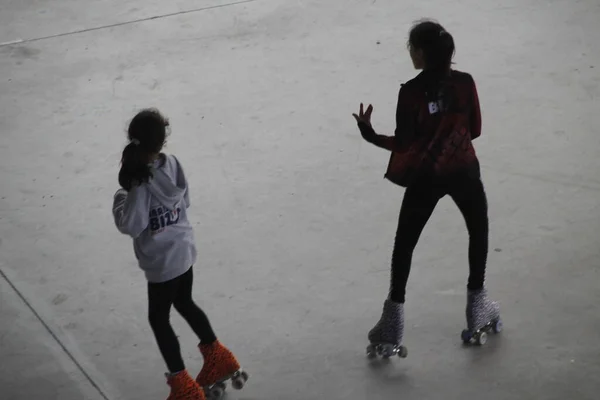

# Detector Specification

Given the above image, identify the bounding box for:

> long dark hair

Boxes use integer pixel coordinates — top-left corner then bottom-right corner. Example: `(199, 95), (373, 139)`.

(408, 20), (457, 111)
(118, 108), (169, 191)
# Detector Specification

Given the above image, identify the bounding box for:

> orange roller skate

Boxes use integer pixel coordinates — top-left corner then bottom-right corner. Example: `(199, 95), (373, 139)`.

(196, 340), (248, 400)
(165, 370), (206, 400)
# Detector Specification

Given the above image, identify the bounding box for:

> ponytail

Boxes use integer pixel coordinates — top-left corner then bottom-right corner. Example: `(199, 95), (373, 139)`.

(428, 30), (455, 76)
(429, 31), (456, 111)
(118, 142), (153, 191)
(408, 20), (457, 112)
(118, 108), (168, 191)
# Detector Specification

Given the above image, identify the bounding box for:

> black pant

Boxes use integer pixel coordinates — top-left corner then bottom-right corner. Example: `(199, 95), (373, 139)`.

(388, 172), (489, 303)
(148, 267), (217, 373)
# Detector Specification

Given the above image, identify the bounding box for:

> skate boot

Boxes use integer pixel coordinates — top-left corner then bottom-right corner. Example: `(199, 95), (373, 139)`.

(366, 299), (407, 359)
(165, 370), (206, 400)
(196, 340), (248, 400)
(461, 287), (502, 345)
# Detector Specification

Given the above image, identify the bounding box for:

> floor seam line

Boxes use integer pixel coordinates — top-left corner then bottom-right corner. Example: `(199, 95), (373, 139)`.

(0, 268), (111, 400)
(0, 0), (256, 48)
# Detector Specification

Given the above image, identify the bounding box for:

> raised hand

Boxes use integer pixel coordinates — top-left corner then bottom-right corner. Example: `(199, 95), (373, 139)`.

(352, 103), (374, 127)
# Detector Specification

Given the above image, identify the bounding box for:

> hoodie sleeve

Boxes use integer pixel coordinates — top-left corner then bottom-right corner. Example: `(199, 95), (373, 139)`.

(173, 156), (190, 209)
(112, 186), (150, 238)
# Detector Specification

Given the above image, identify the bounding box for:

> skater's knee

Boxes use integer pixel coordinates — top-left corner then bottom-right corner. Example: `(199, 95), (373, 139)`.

(173, 298), (195, 314)
(465, 214), (488, 234)
(466, 222), (488, 239)
(393, 235), (419, 254)
(148, 309), (170, 329)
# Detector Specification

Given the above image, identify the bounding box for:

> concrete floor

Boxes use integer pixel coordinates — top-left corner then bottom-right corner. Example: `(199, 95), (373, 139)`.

(1, 0), (599, 399)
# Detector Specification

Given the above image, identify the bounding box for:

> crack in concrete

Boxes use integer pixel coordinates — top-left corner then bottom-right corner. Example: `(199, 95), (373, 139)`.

(0, 0), (257, 48)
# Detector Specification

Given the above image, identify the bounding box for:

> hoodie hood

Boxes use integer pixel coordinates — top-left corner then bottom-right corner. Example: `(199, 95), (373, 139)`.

(146, 156), (186, 209)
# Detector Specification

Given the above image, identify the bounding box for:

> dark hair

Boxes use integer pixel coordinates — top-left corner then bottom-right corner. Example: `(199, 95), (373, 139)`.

(118, 108), (169, 191)
(408, 19), (455, 74)
(408, 19), (458, 112)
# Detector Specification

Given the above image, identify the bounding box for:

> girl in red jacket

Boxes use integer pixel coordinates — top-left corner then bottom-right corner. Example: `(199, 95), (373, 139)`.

(353, 20), (502, 356)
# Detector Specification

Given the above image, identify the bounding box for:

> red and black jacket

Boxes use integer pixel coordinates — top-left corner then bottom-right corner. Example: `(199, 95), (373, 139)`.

(358, 69), (482, 187)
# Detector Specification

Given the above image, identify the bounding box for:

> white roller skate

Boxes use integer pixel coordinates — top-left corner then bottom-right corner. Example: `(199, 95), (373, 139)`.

(461, 288), (502, 346)
(366, 299), (408, 359)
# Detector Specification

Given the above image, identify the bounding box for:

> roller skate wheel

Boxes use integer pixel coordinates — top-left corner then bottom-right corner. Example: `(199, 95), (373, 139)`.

(492, 319), (503, 333)
(461, 329), (472, 344)
(475, 331), (487, 346)
(204, 382), (226, 400)
(397, 346), (408, 358)
(231, 377), (244, 390)
(381, 345), (395, 358)
(231, 372), (247, 391)
(366, 344), (377, 359)
(209, 385), (225, 400)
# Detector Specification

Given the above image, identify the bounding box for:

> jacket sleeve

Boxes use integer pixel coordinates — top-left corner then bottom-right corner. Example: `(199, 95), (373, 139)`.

(357, 85), (414, 152)
(394, 84), (417, 145)
(470, 77), (482, 140)
(173, 156), (190, 209)
(112, 186), (150, 238)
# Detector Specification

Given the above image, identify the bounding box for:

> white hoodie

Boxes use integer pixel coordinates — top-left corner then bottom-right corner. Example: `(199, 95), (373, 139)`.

(112, 154), (197, 283)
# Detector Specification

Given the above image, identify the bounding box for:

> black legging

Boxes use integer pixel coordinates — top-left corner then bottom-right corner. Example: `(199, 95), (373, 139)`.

(388, 171), (489, 303)
(148, 266), (217, 373)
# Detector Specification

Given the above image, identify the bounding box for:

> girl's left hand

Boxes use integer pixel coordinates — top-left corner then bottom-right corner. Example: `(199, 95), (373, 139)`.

(352, 103), (373, 127)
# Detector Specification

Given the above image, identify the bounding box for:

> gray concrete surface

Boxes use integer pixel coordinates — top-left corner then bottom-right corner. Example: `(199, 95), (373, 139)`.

(0, 271), (105, 400)
(1, 0), (599, 399)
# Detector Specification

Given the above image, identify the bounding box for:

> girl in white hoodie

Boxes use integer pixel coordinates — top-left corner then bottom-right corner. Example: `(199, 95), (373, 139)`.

(112, 109), (247, 400)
